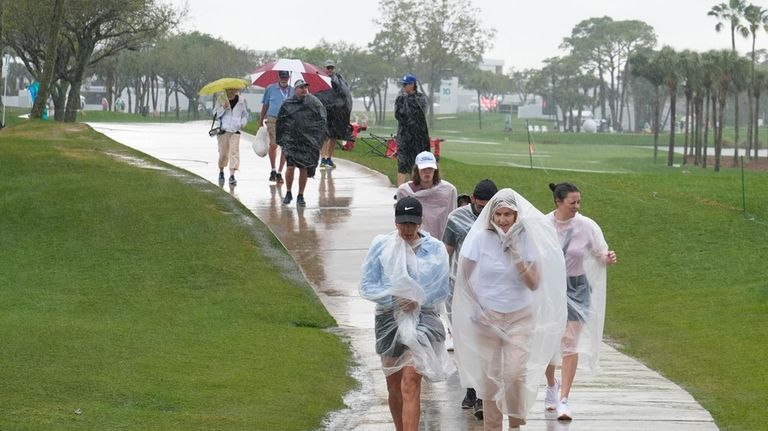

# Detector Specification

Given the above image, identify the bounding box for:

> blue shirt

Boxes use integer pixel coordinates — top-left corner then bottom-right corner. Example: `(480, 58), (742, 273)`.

(261, 83), (294, 118)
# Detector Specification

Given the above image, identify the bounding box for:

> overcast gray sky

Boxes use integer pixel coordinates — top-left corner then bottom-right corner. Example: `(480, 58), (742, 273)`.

(167, 0), (765, 71)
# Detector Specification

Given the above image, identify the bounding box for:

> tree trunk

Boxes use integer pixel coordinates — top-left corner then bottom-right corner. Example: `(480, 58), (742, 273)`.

(30, 0), (64, 119)
(716, 93), (726, 172)
(653, 86), (660, 163)
(683, 96), (690, 165)
(704, 91), (712, 168)
(754, 91), (761, 160)
(667, 91), (677, 167)
(174, 89), (180, 119)
(732, 93), (740, 167)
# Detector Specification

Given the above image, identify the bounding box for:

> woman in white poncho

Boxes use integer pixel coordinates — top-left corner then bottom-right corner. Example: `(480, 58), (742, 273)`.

(359, 196), (454, 431)
(452, 188), (566, 431)
(396, 151), (457, 239)
(543, 182), (617, 421)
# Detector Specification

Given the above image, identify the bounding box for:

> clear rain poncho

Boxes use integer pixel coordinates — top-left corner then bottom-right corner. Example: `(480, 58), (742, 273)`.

(314, 72), (353, 140)
(452, 189), (566, 420)
(276, 93), (327, 171)
(359, 230), (455, 381)
(396, 180), (457, 240)
(546, 211), (609, 373)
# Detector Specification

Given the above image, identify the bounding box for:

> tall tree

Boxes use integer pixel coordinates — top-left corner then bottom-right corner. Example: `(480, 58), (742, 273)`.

(658, 46), (680, 167)
(709, 0), (749, 164)
(743, 4), (768, 159)
(29, 0), (63, 119)
(711, 49), (740, 172)
(630, 48), (666, 163)
(374, 0), (495, 127)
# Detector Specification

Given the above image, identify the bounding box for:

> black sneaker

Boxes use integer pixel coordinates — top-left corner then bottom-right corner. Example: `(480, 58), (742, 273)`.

(473, 399), (483, 420)
(461, 388), (477, 409)
(218, 171), (225, 183)
(275, 172), (284, 184)
(283, 191), (292, 205)
(296, 194), (306, 207)
(269, 170), (277, 182)
(228, 175), (237, 186)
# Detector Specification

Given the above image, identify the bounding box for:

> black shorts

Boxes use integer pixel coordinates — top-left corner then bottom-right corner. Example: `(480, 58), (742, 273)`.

(397, 150), (418, 174)
(374, 308), (445, 357)
(566, 274), (591, 322)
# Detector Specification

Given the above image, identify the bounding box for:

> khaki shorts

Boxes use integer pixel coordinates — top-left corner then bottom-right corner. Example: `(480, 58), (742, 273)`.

(266, 117), (278, 146)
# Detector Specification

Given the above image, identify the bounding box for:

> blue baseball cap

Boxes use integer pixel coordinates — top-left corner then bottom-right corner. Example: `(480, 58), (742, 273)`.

(400, 74), (417, 85)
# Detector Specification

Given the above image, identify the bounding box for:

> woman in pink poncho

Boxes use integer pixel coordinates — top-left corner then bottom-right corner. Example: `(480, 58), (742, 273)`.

(396, 151), (457, 240)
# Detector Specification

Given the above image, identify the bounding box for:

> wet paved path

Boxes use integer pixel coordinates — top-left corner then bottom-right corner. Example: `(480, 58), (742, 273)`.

(90, 121), (718, 431)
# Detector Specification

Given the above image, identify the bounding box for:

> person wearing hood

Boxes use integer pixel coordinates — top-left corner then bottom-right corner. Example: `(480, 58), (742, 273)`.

(359, 196), (454, 431)
(260, 70), (294, 184)
(315, 59), (353, 170)
(452, 189), (566, 431)
(441, 178), (498, 418)
(395, 151), (456, 240)
(394, 74), (430, 186)
(276, 79), (327, 207)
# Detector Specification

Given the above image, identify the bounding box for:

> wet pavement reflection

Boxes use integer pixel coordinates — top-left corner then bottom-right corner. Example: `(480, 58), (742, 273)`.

(90, 121), (718, 431)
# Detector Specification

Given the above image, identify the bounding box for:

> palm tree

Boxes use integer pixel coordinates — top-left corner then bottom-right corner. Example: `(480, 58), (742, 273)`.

(630, 49), (666, 163)
(657, 47), (680, 167)
(743, 4), (768, 160)
(679, 50), (701, 164)
(753, 68), (768, 159)
(711, 49), (740, 172)
(709, 0), (750, 51)
(701, 51), (719, 168)
(709, 0), (749, 166)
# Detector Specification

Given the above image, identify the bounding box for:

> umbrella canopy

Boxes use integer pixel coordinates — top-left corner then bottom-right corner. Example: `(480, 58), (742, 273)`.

(250, 59), (332, 91)
(198, 78), (250, 96)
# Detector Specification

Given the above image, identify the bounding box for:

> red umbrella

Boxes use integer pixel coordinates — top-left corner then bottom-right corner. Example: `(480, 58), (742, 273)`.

(250, 58), (332, 91)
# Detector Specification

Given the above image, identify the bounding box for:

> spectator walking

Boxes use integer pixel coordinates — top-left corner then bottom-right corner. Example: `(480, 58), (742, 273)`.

(441, 179), (498, 419)
(276, 80), (327, 207)
(360, 196), (454, 431)
(260, 70), (294, 184)
(396, 151), (456, 239)
(452, 188), (566, 431)
(315, 59), (352, 170)
(543, 182), (617, 421)
(394, 74), (430, 186)
(213, 87), (249, 186)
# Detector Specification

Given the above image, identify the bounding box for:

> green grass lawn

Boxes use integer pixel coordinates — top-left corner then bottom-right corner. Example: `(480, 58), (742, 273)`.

(0, 121), (354, 430)
(340, 113), (768, 431)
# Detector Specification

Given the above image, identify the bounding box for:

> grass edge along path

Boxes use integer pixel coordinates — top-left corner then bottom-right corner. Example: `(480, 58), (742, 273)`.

(336, 128), (767, 431)
(0, 121), (355, 430)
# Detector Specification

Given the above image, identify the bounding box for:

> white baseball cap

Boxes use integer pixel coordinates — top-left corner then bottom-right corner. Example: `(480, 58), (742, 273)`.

(415, 151), (437, 169)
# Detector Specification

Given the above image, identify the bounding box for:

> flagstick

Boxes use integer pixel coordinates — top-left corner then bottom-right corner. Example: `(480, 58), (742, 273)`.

(525, 120), (533, 169)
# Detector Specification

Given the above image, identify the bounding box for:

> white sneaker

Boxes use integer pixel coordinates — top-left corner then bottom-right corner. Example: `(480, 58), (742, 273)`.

(556, 398), (572, 421)
(545, 379), (560, 411)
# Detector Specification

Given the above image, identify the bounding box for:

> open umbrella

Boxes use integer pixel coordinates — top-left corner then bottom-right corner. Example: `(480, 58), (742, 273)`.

(250, 59), (332, 91)
(198, 77), (250, 96)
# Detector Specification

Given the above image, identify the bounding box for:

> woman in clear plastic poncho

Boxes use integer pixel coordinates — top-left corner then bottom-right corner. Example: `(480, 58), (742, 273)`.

(359, 196), (454, 431)
(452, 188), (566, 431)
(543, 182), (617, 420)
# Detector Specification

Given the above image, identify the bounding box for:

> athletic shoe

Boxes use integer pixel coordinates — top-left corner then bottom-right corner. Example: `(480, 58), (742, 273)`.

(283, 191), (292, 205)
(218, 171), (225, 183)
(473, 399), (483, 420)
(275, 172), (284, 184)
(556, 398), (572, 421)
(269, 170), (277, 182)
(545, 379), (560, 411)
(461, 388), (477, 409)
(296, 194), (306, 207)
(319, 159), (328, 169)
(228, 175), (237, 186)
(326, 159), (336, 169)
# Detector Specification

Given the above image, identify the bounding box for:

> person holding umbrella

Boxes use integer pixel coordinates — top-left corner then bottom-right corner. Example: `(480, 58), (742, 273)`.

(276, 80), (327, 207)
(213, 86), (249, 186)
(259, 70), (294, 184)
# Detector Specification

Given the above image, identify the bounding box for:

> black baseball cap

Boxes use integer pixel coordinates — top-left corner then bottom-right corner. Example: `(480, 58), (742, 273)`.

(395, 197), (423, 224)
(473, 179), (498, 200)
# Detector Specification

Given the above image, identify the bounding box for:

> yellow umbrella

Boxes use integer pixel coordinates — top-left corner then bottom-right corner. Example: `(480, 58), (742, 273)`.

(198, 78), (249, 96)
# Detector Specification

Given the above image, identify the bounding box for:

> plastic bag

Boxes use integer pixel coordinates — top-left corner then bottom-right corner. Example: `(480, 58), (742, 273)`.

(251, 126), (269, 157)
